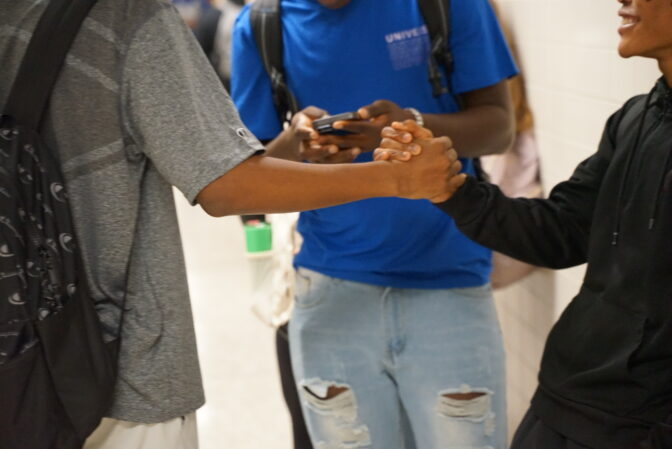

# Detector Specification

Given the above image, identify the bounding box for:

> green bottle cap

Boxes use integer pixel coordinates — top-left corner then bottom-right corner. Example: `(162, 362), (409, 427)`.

(244, 222), (272, 253)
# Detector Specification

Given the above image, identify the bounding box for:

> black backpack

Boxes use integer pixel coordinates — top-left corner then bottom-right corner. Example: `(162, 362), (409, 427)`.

(0, 0), (119, 447)
(249, 0), (456, 126)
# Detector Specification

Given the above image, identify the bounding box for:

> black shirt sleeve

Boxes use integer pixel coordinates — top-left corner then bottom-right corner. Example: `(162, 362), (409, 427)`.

(436, 110), (623, 269)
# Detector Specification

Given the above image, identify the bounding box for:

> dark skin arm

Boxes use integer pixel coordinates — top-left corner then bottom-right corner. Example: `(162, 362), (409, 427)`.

(319, 80), (515, 158)
(196, 136), (465, 217)
(420, 81), (515, 157)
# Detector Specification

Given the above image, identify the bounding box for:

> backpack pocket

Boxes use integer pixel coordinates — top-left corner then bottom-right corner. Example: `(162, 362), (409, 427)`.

(35, 288), (118, 441)
(0, 342), (77, 449)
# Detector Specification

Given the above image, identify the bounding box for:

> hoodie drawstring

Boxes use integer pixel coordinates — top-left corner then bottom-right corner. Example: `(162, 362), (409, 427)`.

(648, 143), (672, 230)
(612, 89), (655, 246)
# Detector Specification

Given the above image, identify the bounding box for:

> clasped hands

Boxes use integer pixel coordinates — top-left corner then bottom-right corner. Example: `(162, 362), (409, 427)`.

(374, 120), (467, 203)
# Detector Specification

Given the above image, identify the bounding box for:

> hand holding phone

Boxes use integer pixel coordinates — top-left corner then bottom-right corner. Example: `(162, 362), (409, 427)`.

(313, 112), (359, 135)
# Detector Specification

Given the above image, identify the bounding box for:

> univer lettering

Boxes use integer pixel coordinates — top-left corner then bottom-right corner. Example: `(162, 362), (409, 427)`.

(385, 26), (429, 44)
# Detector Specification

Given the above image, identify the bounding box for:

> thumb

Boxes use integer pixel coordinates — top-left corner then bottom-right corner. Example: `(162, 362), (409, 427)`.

(301, 106), (328, 119)
(358, 100), (392, 120)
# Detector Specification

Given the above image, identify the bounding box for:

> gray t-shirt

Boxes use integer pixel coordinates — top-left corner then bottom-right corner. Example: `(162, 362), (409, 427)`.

(1, 0), (263, 422)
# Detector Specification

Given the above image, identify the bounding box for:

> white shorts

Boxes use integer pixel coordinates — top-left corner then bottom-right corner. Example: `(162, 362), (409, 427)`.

(84, 413), (198, 449)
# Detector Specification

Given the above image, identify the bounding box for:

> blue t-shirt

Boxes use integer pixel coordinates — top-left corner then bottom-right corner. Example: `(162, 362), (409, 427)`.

(231, 0), (517, 289)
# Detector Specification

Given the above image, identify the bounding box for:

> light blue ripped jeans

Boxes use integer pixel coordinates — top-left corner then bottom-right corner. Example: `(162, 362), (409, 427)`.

(289, 268), (507, 449)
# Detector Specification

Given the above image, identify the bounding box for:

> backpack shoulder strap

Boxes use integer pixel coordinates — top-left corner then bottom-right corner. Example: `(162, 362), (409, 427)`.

(250, 0), (298, 125)
(3, 0), (98, 130)
(417, 0), (455, 99)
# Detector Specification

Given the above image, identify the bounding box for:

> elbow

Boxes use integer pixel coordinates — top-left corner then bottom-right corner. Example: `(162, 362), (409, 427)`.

(502, 122), (516, 154)
(199, 197), (236, 218)
(196, 182), (242, 218)
(493, 112), (516, 155)
(196, 158), (260, 217)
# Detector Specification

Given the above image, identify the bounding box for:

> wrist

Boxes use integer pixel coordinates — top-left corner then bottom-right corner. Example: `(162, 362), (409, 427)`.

(267, 129), (302, 161)
(368, 161), (402, 198)
(404, 107), (424, 127)
(383, 161), (408, 198)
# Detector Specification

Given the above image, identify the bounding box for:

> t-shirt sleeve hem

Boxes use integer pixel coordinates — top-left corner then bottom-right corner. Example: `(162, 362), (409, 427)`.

(453, 68), (519, 96)
(184, 146), (264, 206)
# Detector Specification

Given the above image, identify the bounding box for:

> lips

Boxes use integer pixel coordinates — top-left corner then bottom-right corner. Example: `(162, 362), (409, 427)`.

(618, 11), (640, 35)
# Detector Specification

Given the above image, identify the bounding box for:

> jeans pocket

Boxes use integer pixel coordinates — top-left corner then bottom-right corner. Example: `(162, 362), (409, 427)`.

(294, 268), (331, 309)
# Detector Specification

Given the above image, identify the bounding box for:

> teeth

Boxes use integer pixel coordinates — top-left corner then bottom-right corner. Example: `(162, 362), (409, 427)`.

(622, 17), (637, 25)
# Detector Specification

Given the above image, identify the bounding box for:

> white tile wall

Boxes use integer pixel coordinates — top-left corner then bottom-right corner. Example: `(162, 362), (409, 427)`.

(493, 0), (661, 440)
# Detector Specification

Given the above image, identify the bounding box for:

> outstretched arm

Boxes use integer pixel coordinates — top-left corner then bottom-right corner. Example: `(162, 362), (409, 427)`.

(197, 136), (464, 217)
(375, 118), (619, 269)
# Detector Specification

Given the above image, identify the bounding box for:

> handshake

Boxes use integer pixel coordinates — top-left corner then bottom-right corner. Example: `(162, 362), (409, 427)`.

(373, 120), (468, 203)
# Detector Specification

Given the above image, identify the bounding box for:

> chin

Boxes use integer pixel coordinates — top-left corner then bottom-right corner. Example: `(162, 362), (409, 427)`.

(618, 40), (638, 59)
(618, 46), (633, 58)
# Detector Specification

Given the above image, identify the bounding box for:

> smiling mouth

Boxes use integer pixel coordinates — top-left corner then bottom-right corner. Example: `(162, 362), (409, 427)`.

(621, 16), (639, 26)
(618, 13), (640, 35)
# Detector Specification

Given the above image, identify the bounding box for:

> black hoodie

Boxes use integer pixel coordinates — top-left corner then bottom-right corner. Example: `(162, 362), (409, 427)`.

(438, 78), (672, 449)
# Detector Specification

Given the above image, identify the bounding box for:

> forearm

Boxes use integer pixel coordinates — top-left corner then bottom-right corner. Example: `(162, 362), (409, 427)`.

(438, 177), (590, 269)
(422, 103), (514, 158)
(197, 155), (397, 216)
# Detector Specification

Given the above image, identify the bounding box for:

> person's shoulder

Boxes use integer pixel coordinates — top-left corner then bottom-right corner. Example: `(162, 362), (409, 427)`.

(616, 93), (649, 121)
(602, 93), (649, 141)
(450, 0), (490, 15)
(93, 0), (178, 42)
(233, 3), (253, 31)
(101, 0), (174, 19)
(448, 0), (498, 32)
(127, 0), (175, 12)
(623, 93), (649, 108)
(612, 94), (648, 126)
(232, 3), (256, 45)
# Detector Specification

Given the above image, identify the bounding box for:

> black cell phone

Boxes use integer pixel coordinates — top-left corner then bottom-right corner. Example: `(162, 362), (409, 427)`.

(313, 112), (359, 135)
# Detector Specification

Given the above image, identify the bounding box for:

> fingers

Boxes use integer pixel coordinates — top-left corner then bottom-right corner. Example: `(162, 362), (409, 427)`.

(293, 107), (330, 141)
(316, 133), (366, 148)
(332, 119), (377, 135)
(391, 120), (434, 139)
(357, 100), (393, 120)
(381, 126), (413, 143)
(375, 134), (453, 162)
(301, 143), (337, 160)
(373, 148), (412, 162)
(296, 125), (319, 141)
(429, 174), (468, 204)
(322, 147), (361, 164)
(449, 158), (462, 176)
(426, 136), (456, 161)
(380, 137), (421, 154)
(378, 127), (422, 158)
(302, 143), (361, 163)
(300, 106), (328, 119)
(373, 149), (390, 161)
(447, 147), (458, 163)
(294, 114), (319, 140)
(449, 173), (468, 191)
